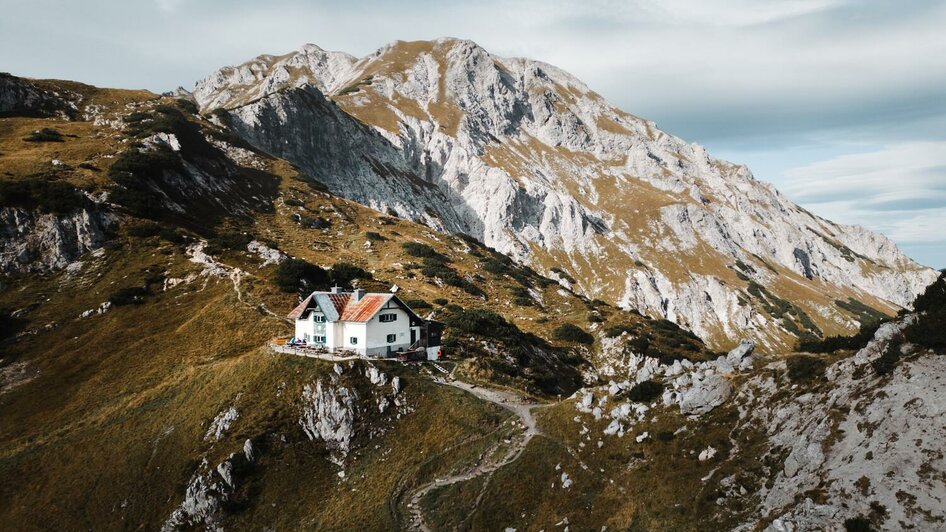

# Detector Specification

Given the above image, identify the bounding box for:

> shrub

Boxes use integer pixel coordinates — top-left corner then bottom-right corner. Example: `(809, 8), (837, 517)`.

(127, 222), (162, 238)
(446, 309), (521, 340)
(904, 273), (946, 349)
(0, 179), (85, 214)
(587, 313), (604, 323)
(627, 380), (664, 402)
(78, 162), (99, 171)
(627, 335), (650, 354)
(798, 321), (883, 353)
(786, 355), (826, 383)
(284, 197), (305, 207)
(328, 262), (372, 287)
(23, 128), (64, 142)
(402, 242), (447, 261)
(843, 516), (874, 532)
(275, 258), (328, 293)
(433, 298), (448, 306)
(513, 297), (534, 307)
(403, 299), (431, 309)
(109, 286), (149, 306)
(549, 267), (576, 284)
(604, 325), (634, 338)
(871, 340), (902, 376)
(552, 324), (594, 345)
(209, 231), (253, 251)
(365, 231), (386, 242)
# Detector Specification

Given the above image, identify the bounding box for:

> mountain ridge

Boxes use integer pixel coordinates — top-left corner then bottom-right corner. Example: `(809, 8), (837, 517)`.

(191, 38), (936, 350)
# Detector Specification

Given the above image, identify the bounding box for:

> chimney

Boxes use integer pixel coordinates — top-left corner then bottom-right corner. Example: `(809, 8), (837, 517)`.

(330, 286), (342, 294)
(353, 288), (366, 301)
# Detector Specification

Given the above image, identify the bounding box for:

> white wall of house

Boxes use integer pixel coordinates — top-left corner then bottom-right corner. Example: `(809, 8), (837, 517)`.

(364, 307), (412, 356)
(294, 311), (326, 345)
(341, 322), (367, 355)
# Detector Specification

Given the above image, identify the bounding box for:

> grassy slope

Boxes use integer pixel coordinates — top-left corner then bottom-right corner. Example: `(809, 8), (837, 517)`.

(0, 77), (720, 529)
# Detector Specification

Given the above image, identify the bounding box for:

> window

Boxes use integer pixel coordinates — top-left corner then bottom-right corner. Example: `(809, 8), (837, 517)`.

(350, 337), (358, 345)
(314, 335), (325, 343)
(386, 334), (396, 343)
(379, 313), (397, 323)
(314, 315), (325, 323)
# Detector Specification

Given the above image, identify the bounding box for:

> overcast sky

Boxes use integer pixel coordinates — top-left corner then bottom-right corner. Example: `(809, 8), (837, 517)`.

(2, 0), (944, 267)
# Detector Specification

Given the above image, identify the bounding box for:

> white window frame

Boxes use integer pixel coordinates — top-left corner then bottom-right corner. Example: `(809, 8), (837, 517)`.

(314, 314), (325, 323)
(379, 313), (397, 323)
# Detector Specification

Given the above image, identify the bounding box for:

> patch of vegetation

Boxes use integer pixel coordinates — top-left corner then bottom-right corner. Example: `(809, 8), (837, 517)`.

(587, 313), (604, 323)
(0, 178), (86, 214)
(403, 242), (448, 261)
(433, 298), (448, 306)
(108, 286), (150, 306)
(626, 380), (664, 402)
(365, 231), (386, 242)
(786, 355), (826, 383)
(107, 145), (183, 218)
(843, 516), (874, 532)
(797, 321), (883, 353)
(904, 273), (946, 349)
(402, 299), (431, 310)
(22, 128), (64, 142)
(274, 258), (329, 293)
(604, 324), (635, 338)
(552, 324), (594, 345)
(206, 231), (253, 253)
(871, 339), (903, 376)
(549, 266), (576, 284)
(328, 262), (372, 287)
(836, 298), (888, 326)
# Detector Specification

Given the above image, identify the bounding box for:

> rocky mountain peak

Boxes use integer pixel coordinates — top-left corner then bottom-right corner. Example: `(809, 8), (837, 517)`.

(192, 39), (937, 350)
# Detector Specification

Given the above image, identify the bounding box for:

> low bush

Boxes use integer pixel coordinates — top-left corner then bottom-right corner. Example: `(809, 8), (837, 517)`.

(403, 299), (431, 309)
(109, 286), (149, 306)
(23, 128), (63, 142)
(275, 258), (329, 293)
(328, 262), (372, 287)
(904, 273), (946, 349)
(434, 298), (448, 306)
(402, 242), (446, 260)
(365, 231), (386, 242)
(0, 179), (85, 214)
(604, 325), (634, 338)
(445, 309), (521, 340)
(786, 354), (826, 383)
(127, 222), (162, 238)
(587, 313), (604, 323)
(552, 324), (594, 345)
(209, 231), (253, 251)
(871, 340), (903, 376)
(627, 380), (664, 402)
(843, 516), (874, 532)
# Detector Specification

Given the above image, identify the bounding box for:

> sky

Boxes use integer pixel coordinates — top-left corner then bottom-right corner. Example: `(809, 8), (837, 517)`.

(2, 0), (944, 267)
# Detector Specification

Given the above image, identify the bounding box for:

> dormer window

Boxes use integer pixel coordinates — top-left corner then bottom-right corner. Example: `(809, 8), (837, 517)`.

(314, 314), (325, 323)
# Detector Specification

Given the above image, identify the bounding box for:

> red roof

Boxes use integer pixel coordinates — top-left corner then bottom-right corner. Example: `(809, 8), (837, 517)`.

(287, 294), (314, 319)
(288, 292), (396, 323)
(339, 294), (389, 322)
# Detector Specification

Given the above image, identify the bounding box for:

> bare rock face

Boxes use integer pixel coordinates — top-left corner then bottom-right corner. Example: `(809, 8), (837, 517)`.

(194, 38), (936, 350)
(299, 381), (357, 466)
(679, 374), (733, 416)
(747, 314), (946, 531)
(0, 206), (114, 274)
(0, 73), (75, 118)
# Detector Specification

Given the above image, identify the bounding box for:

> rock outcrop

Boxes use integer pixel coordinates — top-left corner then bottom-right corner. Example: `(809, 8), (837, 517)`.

(0, 206), (114, 274)
(299, 380), (357, 466)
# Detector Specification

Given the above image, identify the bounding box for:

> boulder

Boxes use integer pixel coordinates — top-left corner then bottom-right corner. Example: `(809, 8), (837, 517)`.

(726, 339), (755, 368)
(679, 375), (733, 415)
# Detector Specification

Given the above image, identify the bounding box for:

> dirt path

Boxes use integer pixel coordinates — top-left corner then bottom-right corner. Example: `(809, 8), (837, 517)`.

(406, 379), (546, 531)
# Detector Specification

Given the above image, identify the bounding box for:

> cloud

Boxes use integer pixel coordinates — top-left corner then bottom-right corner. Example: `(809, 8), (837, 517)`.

(781, 142), (946, 266)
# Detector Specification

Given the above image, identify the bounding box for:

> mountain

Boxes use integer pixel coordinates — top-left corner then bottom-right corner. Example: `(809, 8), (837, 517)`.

(192, 38), (936, 351)
(2, 65), (945, 531)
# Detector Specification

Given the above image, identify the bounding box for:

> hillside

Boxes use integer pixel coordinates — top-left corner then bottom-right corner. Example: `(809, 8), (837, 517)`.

(0, 65), (944, 531)
(192, 38), (936, 352)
